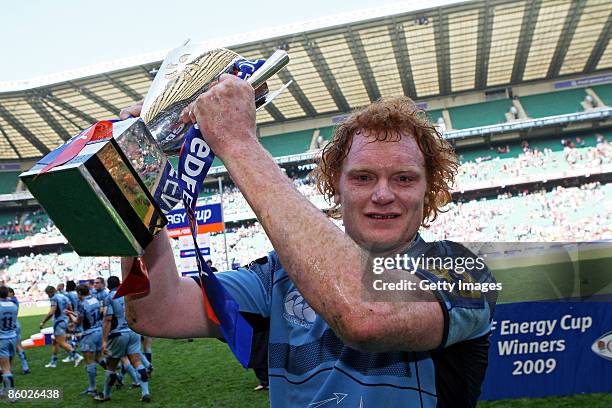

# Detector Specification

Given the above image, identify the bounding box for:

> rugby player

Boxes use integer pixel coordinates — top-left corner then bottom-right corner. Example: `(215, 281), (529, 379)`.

(66, 285), (103, 396)
(0, 286), (17, 400)
(6, 288), (29, 374)
(40, 286), (83, 368)
(95, 276), (150, 403)
(121, 78), (496, 407)
(93, 277), (109, 309)
(63, 280), (81, 363)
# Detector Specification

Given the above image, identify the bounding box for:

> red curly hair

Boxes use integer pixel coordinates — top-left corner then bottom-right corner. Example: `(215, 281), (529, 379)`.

(313, 96), (458, 227)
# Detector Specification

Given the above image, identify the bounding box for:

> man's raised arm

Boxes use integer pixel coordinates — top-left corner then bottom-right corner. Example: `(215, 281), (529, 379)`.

(123, 229), (221, 339)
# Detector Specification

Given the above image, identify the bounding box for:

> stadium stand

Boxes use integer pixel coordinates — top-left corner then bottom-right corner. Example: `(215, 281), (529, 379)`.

(592, 83), (612, 106)
(448, 98), (513, 129)
(426, 109), (444, 126)
(0, 171), (20, 194)
(520, 88), (587, 118)
(259, 129), (313, 157)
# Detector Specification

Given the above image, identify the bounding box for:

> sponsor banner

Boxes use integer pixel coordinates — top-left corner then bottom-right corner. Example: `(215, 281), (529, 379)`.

(481, 300), (612, 400)
(166, 203), (223, 237)
(180, 248), (210, 258)
(555, 74), (612, 89)
(0, 163), (21, 171)
(177, 234), (210, 276)
(181, 271), (199, 277)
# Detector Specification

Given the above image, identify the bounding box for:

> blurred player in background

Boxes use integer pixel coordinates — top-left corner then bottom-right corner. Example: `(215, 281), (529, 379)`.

(95, 276), (150, 403)
(6, 288), (29, 374)
(66, 285), (104, 396)
(40, 286), (83, 368)
(0, 286), (18, 399)
(64, 280), (81, 363)
(93, 277), (109, 309)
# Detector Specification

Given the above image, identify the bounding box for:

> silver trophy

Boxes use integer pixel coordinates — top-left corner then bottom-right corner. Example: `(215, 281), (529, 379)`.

(141, 41), (290, 155)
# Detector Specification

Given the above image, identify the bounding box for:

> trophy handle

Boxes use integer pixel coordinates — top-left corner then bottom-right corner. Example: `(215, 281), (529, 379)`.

(247, 50), (289, 89)
(256, 81), (293, 112)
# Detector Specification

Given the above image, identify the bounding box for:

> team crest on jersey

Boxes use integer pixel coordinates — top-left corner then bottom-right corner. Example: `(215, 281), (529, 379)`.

(283, 290), (316, 328)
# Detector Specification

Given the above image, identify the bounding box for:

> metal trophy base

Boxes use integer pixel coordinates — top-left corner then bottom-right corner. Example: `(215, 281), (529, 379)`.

(21, 119), (167, 256)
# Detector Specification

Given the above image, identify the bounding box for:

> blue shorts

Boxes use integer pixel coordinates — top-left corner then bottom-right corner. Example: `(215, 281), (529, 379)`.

(0, 337), (16, 358)
(80, 329), (102, 353)
(107, 331), (140, 359)
(53, 320), (68, 337)
(15, 322), (21, 340)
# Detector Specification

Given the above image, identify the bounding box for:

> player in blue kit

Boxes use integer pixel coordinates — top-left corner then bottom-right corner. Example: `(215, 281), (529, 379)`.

(40, 286), (83, 368)
(122, 84), (497, 407)
(94, 276), (150, 403)
(63, 280), (81, 363)
(93, 277), (109, 309)
(66, 285), (104, 396)
(0, 286), (18, 399)
(6, 288), (29, 374)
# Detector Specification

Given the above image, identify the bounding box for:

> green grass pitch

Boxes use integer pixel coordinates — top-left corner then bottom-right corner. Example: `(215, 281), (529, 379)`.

(5, 315), (610, 407)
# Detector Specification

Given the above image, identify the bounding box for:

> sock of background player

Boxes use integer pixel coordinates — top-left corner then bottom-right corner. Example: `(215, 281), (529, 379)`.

(125, 362), (140, 385)
(18, 350), (29, 372)
(98, 358), (107, 370)
(86, 363), (97, 391)
(50, 354), (58, 364)
(139, 352), (151, 369)
(2, 372), (14, 393)
(143, 348), (152, 366)
(69, 349), (82, 360)
(103, 370), (117, 399)
(115, 362), (124, 384)
(135, 365), (150, 396)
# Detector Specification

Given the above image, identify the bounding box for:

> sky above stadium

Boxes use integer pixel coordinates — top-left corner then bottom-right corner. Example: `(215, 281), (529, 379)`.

(0, 0), (443, 84)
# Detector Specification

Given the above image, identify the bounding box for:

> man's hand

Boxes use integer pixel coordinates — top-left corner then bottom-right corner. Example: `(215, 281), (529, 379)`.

(102, 340), (107, 355)
(119, 100), (144, 120)
(189, 74), (257, 159)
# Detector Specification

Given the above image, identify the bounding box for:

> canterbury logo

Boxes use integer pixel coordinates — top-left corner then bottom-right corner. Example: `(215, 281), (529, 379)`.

(283, 290), (316, 328)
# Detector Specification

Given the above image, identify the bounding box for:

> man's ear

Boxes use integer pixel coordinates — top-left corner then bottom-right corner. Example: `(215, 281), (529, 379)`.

(333, 192), (341, 206)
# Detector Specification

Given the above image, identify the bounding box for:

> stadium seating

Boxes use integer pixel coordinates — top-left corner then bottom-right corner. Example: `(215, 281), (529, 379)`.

(520, 88), (587, 118)
(448, 99), (513, 129)
(592, 83), (612, 106)
(0, 171), (20, 194)
(458, 133), (606, 162)
(426, 109), (444, 125)
(259, 129), (313, 157)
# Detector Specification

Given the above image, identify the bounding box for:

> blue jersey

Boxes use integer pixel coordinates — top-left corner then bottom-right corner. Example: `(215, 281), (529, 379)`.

(201, 235), (496, 408)
(78, 295), (103, 334)
(0, 299), (18, 339)
(50, 293), (71, 325)
(94, 289), (109, 307)
(105, 289), (131, 335)
(8, 296), (20, 331)
(8, 296), (18, 308)
(66, 291), (79, 312)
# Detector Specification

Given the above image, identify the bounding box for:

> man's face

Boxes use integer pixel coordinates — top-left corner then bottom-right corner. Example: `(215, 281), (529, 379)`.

(335, 131), (427, 254)
(94, 279), (104, 291)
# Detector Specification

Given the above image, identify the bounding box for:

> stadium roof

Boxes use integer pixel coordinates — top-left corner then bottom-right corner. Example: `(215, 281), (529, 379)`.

(0, 0), (610, 160)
